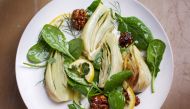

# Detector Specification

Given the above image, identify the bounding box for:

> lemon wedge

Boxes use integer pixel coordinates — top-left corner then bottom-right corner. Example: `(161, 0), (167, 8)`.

(50, 14), (71, 27)
(126, 87), (136, 109)
(70, 59), (94, 83)
(123, 81), (135, 109)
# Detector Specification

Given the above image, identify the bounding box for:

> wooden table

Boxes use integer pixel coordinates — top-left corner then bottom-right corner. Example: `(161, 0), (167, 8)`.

(0, 0), (189, 109)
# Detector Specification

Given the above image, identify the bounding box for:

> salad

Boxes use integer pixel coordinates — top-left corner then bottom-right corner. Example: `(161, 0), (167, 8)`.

(24, 0), (166, 109)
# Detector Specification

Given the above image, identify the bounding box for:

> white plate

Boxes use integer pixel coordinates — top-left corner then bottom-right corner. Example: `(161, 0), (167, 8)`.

(15, 0), (174, 109)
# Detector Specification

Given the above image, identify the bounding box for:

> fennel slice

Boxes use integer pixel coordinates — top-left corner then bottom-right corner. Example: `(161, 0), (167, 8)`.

(99, 43), (111, 88)
(90, 11), (109, 52)
(123, 45), (151, 92)
(106, 32), (123, 78)
(81, 4), (108, 60)
(131, 45), (151, 92)
(88, 27), (113, 61)
(45, 51), (74, 102)
(93, 12), (114, 50)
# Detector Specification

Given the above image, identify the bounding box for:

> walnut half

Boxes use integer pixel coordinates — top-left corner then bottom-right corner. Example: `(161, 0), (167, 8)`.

(71, 9), (88, 30)
(90, 95), (109, 109)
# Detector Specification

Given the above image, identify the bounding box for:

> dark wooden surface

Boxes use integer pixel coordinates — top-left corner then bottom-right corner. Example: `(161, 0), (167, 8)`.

(0, 0), (189, 109)
(0, 0), (48, 109)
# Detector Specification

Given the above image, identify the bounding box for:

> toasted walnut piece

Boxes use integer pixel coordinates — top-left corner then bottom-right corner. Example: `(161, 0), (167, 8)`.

(123, 90), (141, 106)
(71, 9), (88, 30)
(119, 32), (133, 47)
(90, 95), (109, 109)
(135, 96), (140, 106)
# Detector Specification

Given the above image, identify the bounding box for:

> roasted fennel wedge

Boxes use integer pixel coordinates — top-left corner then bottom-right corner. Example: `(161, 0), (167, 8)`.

(81, 3), (114, 60)
(98, 32), (123, 87)
(45, 51), (74, 102)
(122, 45), (151, 92)
(98, 43), (111, 87)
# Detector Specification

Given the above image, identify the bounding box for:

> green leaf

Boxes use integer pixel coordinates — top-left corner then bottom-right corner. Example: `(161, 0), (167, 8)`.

(67, 79), (101, 98)
(68, 101), (84, 109)
(68, 104), (76, 109)
(147, 39), (166, 93)
(120, 46), (130, 54)
(81, 62), (90, 76)
(64, 55), (74, 65)
(104, 70), (132, 92)
(93, 70), (100, 83)
(93, 50), (103, 70)
(87, 82), (102, 98)
(87, 89), (101, 98)
(108, 87), (125, 109)
(86, 0), (101, 16)
(69, 38), (84, 59)
(41, 24), (75, 60)
(91, 82), (102, 93)
(116, 14), (128, 33)
(65, 67), (89, 86)
(23, 62), (46, 68)
(27, 41), (51, 63)
(124, 16), (153, 50)
(68, 79), (90, 96)
(115, 15), (154, 50)
(47, 57), (56, 64)
(118, 21), (128, 33)
(37, 32), (43, 42)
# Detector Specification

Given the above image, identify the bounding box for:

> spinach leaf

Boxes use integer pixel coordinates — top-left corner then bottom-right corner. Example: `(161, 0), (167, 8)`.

(81, 63), (90, 76)
(41, 24), (75, 60)
(27, 41), (51, 63)
(104, 70), (132, 92)
(69, 38), (84, 59)
(47, 57), (56, 64)
(124, 17), (153, 50)
(93, 50), (103, 70)
(108, 87), (125, 109)
(38, 32), (43, 42)
(93, 70), (100, 83)
(87, 89), (101, 98)
(68, 79), (90, 96)
(65, 67), (89, 86)
(128, 28), (149, 50)
(64, 55), (74, 65)
(147, 39), (166, 93)
(68, 79), (101, 98)
(86, 0), (101, 16)
(68, 101), (84, 109)
(115, 14), (128, 33)
(91, 82), (103, 93)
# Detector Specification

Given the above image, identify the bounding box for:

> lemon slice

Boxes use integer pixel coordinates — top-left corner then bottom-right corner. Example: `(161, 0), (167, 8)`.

(70, 59), (94, 83)
(123, 81), (135, 109)
(126, 87), (136, 109)
(50, 14), (71, 27)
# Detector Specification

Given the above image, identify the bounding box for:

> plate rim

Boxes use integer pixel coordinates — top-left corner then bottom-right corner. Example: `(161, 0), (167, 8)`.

(15, 0), (174, 108)
(134, 0), (174, 107)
